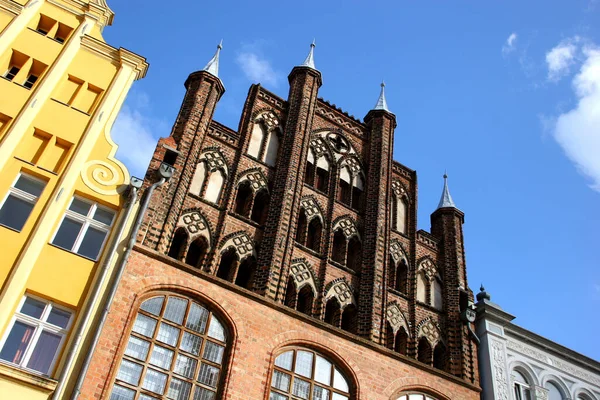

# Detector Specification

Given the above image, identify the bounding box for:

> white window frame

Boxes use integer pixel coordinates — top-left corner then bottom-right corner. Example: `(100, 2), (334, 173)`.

(0, 295), (74, 376)
(0, 172), (46, 231)
(51, 196), (115, 260)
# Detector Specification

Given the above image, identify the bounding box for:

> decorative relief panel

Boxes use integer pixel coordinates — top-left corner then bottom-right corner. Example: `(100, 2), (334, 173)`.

(418, 258), (437, 280)
(239, 170), (268, 191)
(300, 197), (323, 221)
(392, 179), (408, 198)
(289, 260), (318, 293)
(491, 340), (510, 400)
(386, 303), (410, 335)
(219, 232), (255, 260)
(506, 339), (600, 387)
(332, 217), (359, 240)
(177, 211), (211, 248)
(389, 240), (408, 264)
(310, 137), (330, 159)
(417, 318), (442, 346)
(80, 160), (127, 196)
(325, 280), (355, 308)
(200, 150), (228, 175)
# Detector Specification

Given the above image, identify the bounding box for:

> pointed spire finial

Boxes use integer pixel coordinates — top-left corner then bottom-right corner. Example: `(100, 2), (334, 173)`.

(476, 284), (491, 302)
(202, 40), (223, 78)
(373, 80), (390, 111)
(437, 171), (457, 209)
(300, 40), (316, 69)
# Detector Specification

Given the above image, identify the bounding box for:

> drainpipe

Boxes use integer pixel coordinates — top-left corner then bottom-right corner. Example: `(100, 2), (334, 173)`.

(65, 163), (173, 400)
(49, 178), (141, 399)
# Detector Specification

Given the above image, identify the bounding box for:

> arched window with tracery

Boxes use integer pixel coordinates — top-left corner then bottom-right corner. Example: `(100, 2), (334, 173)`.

(337, 167), (352, 206)
(433, 342), (446, 370)
(270, 348), (352, 400)
(315, 156), (330, 193)
(204, 170), (224, 204)
(296, 210), (308, 245)
(248, 123), (266, 159)
(234, 255), (257, 290)
(346, 236), (362, 273)
(512, 370), (532, 400)
(247, 121), (280, 166)
(306, 218), (322, 253)
(395, 328), (408, 355)
(391, 196), (408, 234)
(416, 272), (427, 303)
(216, 248), (238, 282)
(109, 294), (230, 400)
(190, 156), (227, 205)
(431, 278), (443, 310)
(331, 230), (346, 265)
(251, 189), (270, 225)
(351, 174), (363, 210)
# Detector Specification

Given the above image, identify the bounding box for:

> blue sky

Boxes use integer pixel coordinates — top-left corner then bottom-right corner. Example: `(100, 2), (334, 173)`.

(104, 1), (600, 360)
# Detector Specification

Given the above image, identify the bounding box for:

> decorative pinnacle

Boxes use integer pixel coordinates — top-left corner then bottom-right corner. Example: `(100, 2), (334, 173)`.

(437, 171), (457, 209)
(300, 39), (316, 69)
(476, 284), (491, 302)
(202, 40), (223, 78)
(373, 81), (390, 112)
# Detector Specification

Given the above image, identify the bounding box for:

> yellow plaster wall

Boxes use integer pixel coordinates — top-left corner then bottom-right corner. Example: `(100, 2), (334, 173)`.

(0, 377), (52, 400)
(0, 11), (13, 33)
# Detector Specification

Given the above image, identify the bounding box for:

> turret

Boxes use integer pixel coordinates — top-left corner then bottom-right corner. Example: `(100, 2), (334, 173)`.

(359, 82), (396, 341)
(139, 42), (226, 252)
(255, 42), (322, 298)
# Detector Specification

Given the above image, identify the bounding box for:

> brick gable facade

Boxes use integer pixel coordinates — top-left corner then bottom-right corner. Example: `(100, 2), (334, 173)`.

(80, 56), (480, 400)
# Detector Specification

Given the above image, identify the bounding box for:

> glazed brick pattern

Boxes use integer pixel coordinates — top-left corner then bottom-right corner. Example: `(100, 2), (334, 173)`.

(122, 63), (478, 391)
(79, 250), (480, 400)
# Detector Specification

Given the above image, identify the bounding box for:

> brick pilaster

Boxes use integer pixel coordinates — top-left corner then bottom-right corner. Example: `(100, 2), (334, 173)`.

(360, 109), (396, 341)
(254, 67), (322, 299)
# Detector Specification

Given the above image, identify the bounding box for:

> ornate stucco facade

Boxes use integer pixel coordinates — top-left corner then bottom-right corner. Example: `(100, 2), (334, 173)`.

(476, 288), (600, 400)
(0, 0), (146, 398)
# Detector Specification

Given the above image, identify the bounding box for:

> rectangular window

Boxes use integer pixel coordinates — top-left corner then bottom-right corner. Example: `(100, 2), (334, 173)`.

(36, 14), (56, 37)
(23, 74), (38, 89)
(51, 197), (115, 260)
(54, 23), (73, 44)
(2, 50), (28, 83)
(0, 296), (73, 375)
(4, 66), (20, 81)
(54, 75), (83, 106)
(0, 173), (46, 231)
(73, 83), (103, 114)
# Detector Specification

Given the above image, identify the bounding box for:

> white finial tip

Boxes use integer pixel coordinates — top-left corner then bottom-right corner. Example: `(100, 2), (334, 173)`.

(311, 38), (316, 47)
(218, 39), (223, 50)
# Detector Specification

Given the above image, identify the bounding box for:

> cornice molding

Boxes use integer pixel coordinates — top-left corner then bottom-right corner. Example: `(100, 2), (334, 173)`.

(81, 35), (148, 79)
(0, 0), (22, 16)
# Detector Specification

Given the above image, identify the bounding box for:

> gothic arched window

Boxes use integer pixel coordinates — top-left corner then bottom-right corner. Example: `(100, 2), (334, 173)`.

(432, 278), (443, 310)
(337, 167), (352, 206)
(216, 248), (238, 282)
(396, 260), (408, 293)
(185, 237), (208, 269)
(346, 236), (362, 273)
(305, 149), (316, 187)
(109, 294), (230, 400)
(204, 170), (224, 204)
(331, 230), (346, 265)
(417, 337), (432, 365)
(234, 181), (253, 217)
(395, 327), (408, 355)
(168, 228), (188, 260)
(270, 348), (352, 400)
(396, 393), (439, 400)
(306, 218), (322, 253)
(250, 189), (270, 225)
(296, 210), (308, 245)
(316, 156), (330, 193)
(392, 196), (408, 234)
(264, 130), (280, 166)
(247, 122), (280, 166)
(351, 174), (363, 210)
(248, 123), (266, 159)
(433, 342), (446, 370)
(416, 272), (427, 303)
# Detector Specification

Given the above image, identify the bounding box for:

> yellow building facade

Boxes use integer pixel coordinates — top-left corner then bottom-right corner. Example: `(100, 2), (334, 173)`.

(0, 0), (147, 398)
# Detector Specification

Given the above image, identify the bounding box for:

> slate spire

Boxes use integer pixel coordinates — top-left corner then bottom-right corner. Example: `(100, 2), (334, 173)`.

(300, 39), (316, 69)
(373, 81), (390, 112)
(437, 172), (457, 209)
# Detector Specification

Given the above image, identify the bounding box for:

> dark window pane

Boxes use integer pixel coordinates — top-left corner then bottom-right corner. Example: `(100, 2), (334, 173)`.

(167, 378), (192, 400)
(140, 296), (164, 315)
(69, 198), (91, 215)
(197, 363), (219, 387)
(20, 297), (46, 319)
(14, 175), (45, 197)
(93, 207), (114, 225)
(0, 321), (34, 364)
(193, 387), (215, 400)
(163, 297), (188, 324)
(47, 307), (71, 328)
(180, 332), (202, 355)
(26, 330), (61, 374)
(0, 195), (35, 230)
(202, 341), (224, 364)
(77, 226), (107, 259)
(52, 218), (82, 250)
(109, 385), (135, 400)
(186, 303), (209, 333)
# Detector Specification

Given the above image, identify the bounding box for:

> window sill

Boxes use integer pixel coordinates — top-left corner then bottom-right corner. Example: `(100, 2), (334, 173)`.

(391, 228), (410, 238)
(187, 192), (224, 211)
(0, 222), (22, 233)
(389, 288), (409, 299)
(294, 242), (323, 259)
(48, 243), (98, 262)
(50, 99), (91, 116)
(244, 154), (275, 170)
(303, 183), (329, 197)
(416, 300), (444, 313)
(228, 211), (263, 229)
(328, 259), (357, 275)
(0, 361), (57, 392)
(334, 199), (361, 214)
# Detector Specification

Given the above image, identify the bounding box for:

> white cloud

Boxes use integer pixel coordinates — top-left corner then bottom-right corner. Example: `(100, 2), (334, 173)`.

(236, 43), (280, 87)
(546, 38), (580, 81)
(112, 92), (167, 178)
(502, 33), (518, 56)
(550, 44), (600, 191)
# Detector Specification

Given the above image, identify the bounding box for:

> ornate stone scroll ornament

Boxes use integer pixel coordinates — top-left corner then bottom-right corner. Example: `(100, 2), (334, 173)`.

(325, 280), (355, 308)
(80, 160), (127, 196)
(491, 340), (510, 400)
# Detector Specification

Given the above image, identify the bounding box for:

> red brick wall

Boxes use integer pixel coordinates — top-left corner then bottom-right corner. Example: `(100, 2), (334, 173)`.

(80, 249), (480, 400)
